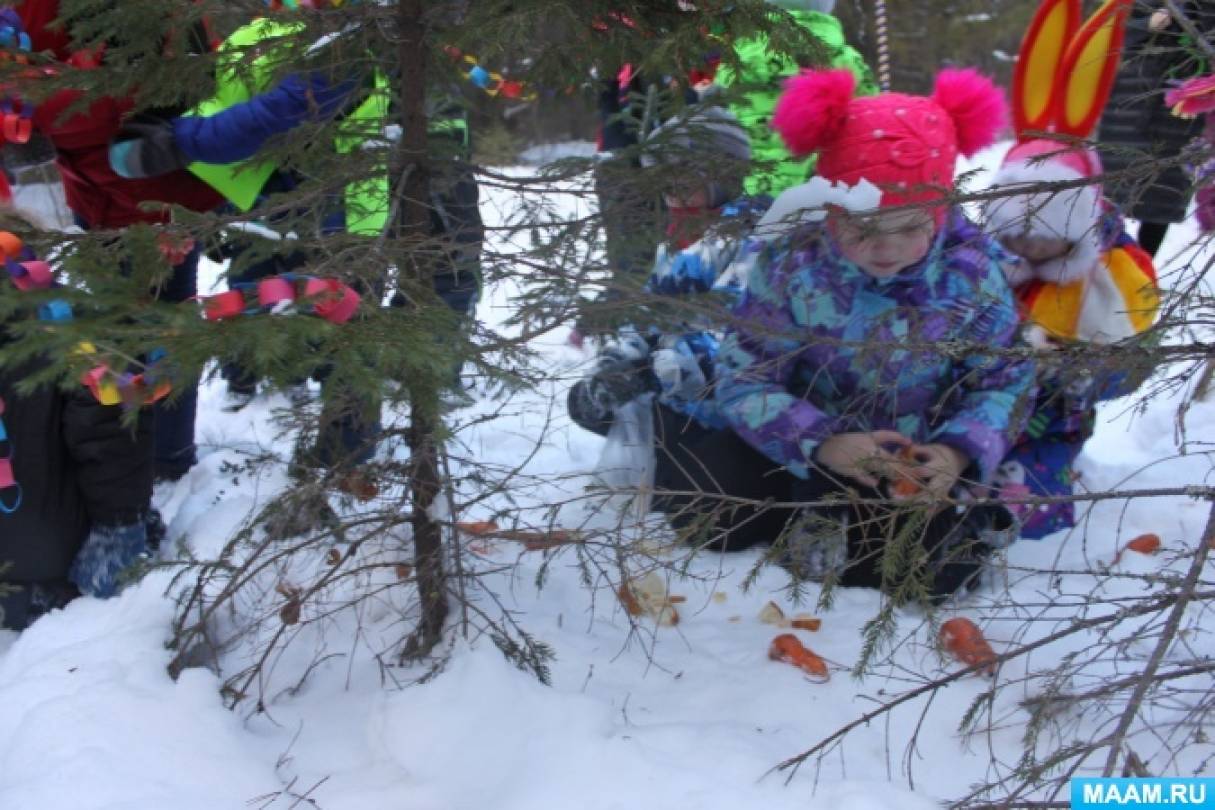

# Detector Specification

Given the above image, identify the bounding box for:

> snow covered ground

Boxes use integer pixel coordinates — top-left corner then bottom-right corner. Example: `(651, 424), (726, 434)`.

(1, 146), (1212, 809)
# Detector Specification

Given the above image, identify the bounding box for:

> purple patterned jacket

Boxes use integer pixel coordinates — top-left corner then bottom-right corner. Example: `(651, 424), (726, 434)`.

(714, 209), (1036, 483)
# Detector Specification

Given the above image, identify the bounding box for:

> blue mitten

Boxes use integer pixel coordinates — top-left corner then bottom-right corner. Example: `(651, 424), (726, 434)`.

(69, 522), (149, 598)
(0, 9), (31, 53)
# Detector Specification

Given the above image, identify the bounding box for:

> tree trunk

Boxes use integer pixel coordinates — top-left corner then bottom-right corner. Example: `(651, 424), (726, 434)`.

(395, 0), (448, 660)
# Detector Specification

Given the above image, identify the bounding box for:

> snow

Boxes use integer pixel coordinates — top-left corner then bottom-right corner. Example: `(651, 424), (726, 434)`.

(2, 145), (1213, 809)
(753, 176), (883, 239)
(0, 574), (279, 808)
(517, 139), (598, 166)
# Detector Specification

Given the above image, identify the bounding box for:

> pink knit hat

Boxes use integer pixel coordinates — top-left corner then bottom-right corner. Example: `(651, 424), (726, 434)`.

(772, 68), (1007, 217)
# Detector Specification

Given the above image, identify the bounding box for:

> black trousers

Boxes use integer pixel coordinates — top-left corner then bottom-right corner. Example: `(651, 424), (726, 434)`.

(648, 405), (1002, 599)
(1137, 221), (1169, 258)
(74, 213), (201, 481)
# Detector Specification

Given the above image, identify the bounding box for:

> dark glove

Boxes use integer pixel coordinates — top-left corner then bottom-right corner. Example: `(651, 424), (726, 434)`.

(0, 580), (79, 632)
(68, 521), (150, 598)
(109, 115), (189, 179)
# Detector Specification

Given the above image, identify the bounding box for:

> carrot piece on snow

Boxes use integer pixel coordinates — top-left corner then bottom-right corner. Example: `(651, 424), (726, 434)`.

(768, 633), (830, 682)
(456, 520), (499, 536)
(618, 574), (679, 626)
(1112, 532), (1163, 564)
(1125, 533), (1162, 555)
(456, 520), (579, 550)
(938, 617), (997, 676)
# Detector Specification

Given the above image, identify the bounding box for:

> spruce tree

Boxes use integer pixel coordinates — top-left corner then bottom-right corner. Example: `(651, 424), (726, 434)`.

(1, 0), (817, 692)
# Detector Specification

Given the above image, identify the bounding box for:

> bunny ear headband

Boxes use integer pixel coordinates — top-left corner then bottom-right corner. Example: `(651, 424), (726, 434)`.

(998, 0), (1161, 345)
(987, 0), (1133, 284)
(1012, 0), (1131, 147)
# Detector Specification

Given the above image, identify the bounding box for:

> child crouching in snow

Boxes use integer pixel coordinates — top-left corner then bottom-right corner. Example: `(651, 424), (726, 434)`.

(567, 101), (765, 440)
(982, 0), (1159, 539)
(655, 68), (1032, 603)
(0, 199), (156, 632)
(984, 144), (1158, 539)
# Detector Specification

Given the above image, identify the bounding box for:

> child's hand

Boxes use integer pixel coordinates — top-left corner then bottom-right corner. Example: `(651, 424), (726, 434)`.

(109, 115), (188, 179)
(903, 443), (970, 498)
(816, 430), (911, 488)
(1025, 323), (1064, 351)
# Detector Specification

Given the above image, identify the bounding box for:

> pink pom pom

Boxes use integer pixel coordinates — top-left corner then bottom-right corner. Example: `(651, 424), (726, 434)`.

(772, 68), (856, 158)
(931, 68), (1008, 157)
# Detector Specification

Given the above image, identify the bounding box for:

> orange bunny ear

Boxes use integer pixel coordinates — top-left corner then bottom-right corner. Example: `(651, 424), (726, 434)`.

(1053, 0), (1132, 137)
(1012, 0), (1081, 137)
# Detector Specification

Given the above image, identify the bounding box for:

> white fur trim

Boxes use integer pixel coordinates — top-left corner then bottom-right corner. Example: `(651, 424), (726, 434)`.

(1030, 229), (1102, 286)
(998, 253), (1036, 287)
(1075, 263), (1138, 344)
(1002, 259), (1036, 288)
(752, 176), (882, 241)
(984, 160), (1102, 246)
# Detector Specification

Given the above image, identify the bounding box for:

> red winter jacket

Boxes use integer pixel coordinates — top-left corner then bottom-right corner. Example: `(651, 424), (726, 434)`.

(15, 0), (222, 228)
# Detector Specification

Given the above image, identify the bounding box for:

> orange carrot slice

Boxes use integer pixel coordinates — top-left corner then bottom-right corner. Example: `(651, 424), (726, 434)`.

(618, 575), (679, 625)
(1125, 533), (1162, 555)
(890, 445), (925, 498)
(456, 520), (499, 536)
(456, 520), (579, 549)
(1113, 532), (1163, 564)
(768, 633), (830, 682)
(617, 583), (644, 617)
(939, 617), (997, 676)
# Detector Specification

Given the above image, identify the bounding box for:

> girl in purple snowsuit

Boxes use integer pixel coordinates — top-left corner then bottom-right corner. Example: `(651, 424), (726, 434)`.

(651, 68), (1035, 602)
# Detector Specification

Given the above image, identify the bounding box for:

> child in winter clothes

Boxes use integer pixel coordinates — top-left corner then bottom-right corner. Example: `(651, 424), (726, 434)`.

(589, 6), (713, 293)
(716, 0), (877, 197)
(4, 1), (225, 482)
(984, 144), (1158, 538)
(109, 7), (483, 484)
(656, 68), (1033, 601)
(982, 0), (1159, 539)
(0, 204), (156, 632)
(567, 102), (762, 438)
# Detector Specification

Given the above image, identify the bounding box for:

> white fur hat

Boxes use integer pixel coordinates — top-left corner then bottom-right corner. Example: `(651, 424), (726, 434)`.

(984, 138), (1103, 287)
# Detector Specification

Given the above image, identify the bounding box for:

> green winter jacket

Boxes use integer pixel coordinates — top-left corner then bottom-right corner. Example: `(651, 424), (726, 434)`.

(186, 18), (393, 235)
(716, 10), (876, 197)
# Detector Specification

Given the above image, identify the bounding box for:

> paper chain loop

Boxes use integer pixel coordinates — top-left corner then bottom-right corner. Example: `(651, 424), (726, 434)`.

(0, 395), (21, 514)
(0, 24), (35, 145)
(444, 46), (535, 101)
(2, 230), (171, 407)
(200, 274), (361, 324)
